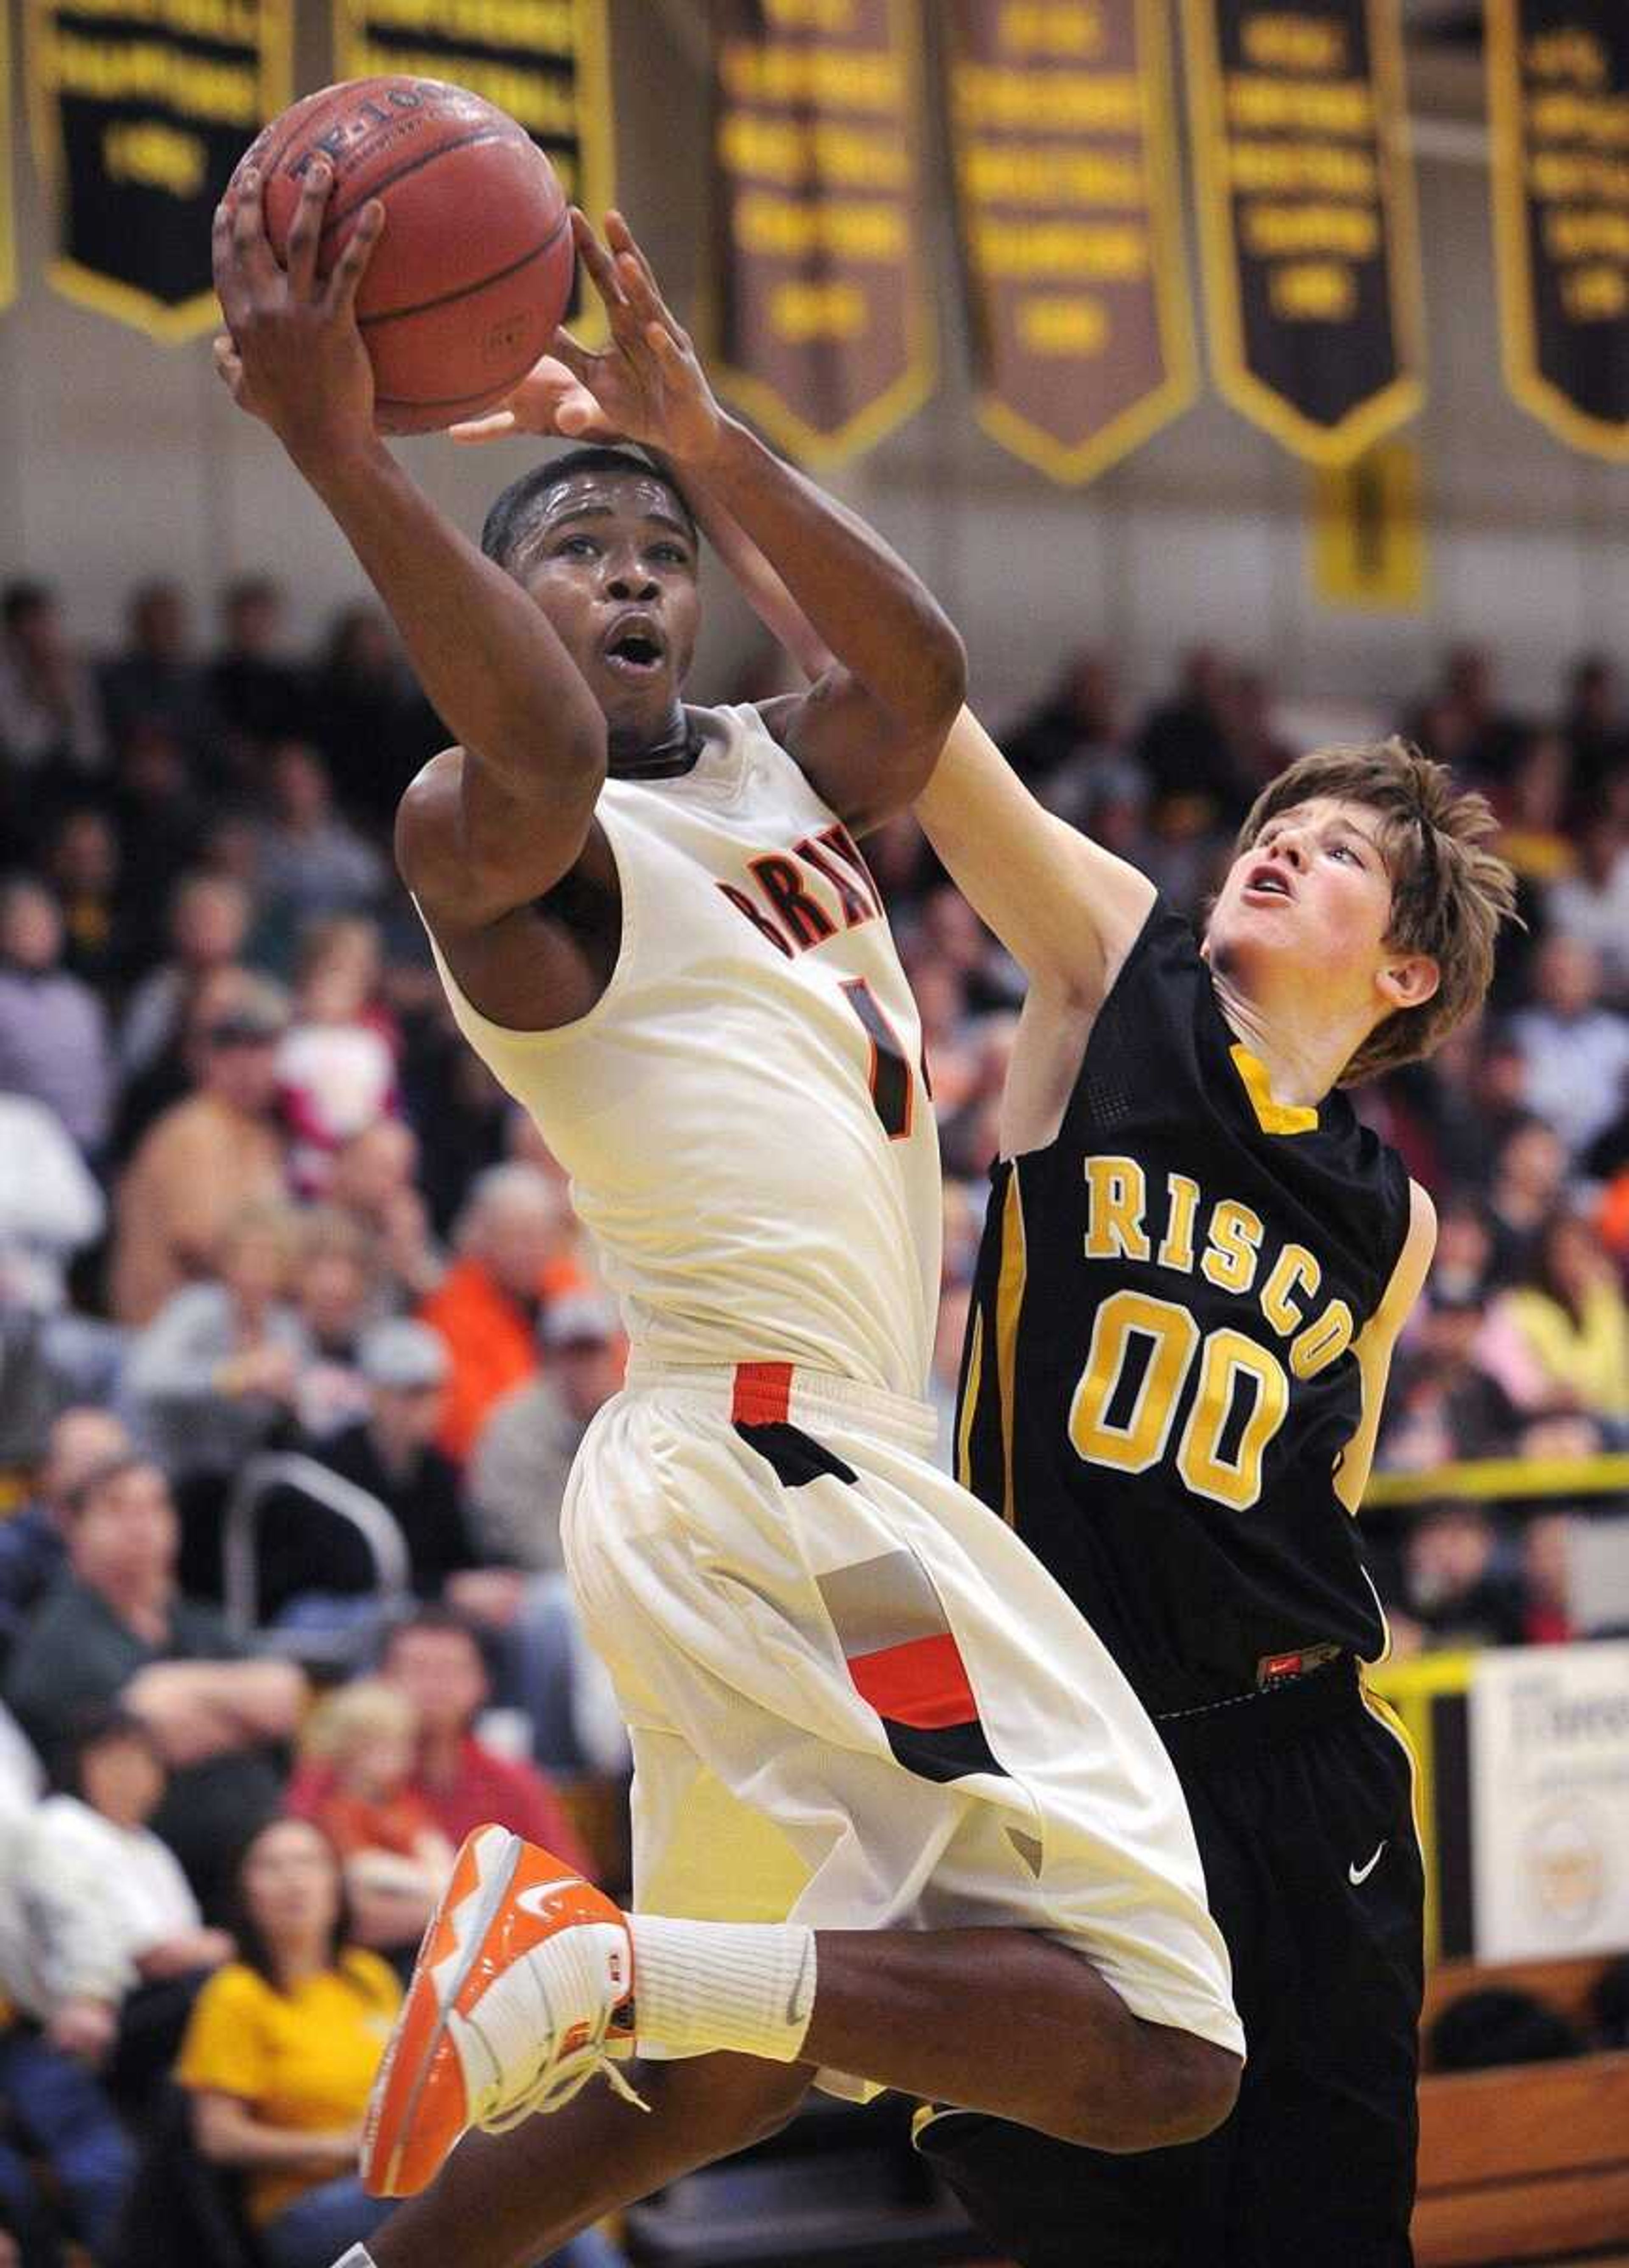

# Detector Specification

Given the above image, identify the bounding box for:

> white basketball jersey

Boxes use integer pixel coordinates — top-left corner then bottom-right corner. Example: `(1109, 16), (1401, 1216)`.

(421, 703), (942, 1397)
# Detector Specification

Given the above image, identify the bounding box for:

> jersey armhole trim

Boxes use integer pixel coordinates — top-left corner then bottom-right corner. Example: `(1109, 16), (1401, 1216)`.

(410, 810), (638, 1053)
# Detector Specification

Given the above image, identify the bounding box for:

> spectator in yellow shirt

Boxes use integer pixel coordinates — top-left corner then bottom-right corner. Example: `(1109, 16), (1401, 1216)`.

(176, 1817), (399, 2268)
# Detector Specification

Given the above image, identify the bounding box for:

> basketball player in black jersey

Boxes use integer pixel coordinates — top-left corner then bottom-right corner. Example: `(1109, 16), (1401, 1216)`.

(905, 710), (1517, 2267)
(443, 361), (1518, 2265)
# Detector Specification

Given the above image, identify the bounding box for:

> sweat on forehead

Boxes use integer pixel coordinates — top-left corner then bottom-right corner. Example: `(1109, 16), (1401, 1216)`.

(480, 450), (697, 577)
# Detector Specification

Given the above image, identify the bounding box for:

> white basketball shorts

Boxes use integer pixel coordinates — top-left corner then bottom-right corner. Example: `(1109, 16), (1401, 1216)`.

(560, 1359), (1244, 2090)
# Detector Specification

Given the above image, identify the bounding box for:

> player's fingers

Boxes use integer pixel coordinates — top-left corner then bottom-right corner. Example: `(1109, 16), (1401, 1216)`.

(605, 210), (670, 319)
(230, 168), (282, 291)
(285, 158), (331, 298)
(325, 199), (385, 315)
(572, 210), (633, 327)
(211, 201), (251, 328)
(448, 412), (517, 444)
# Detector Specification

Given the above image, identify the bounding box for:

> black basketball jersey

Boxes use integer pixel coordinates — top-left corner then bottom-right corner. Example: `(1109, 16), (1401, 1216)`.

(958, 896), (1412, 1716)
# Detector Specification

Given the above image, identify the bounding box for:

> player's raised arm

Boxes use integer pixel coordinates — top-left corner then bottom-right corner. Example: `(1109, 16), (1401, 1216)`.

(504, 212), (966, 832)
(211, 164), (607, 926)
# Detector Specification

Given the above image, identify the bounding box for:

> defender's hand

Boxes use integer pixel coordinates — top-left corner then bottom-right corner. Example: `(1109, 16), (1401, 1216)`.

(212, 161), (383, 465)
(449, 354), (622, 447)
(541, 209), (725, 468)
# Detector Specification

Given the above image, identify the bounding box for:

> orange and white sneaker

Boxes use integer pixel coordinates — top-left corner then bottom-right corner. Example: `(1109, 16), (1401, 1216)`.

(361, 1825), (642, 2198)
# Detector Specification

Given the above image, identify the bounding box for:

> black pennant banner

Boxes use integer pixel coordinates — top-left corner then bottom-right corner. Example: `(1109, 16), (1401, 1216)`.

(1487, 0), (1629, 457)
(1183, 0), (1424, 463)
(28, 0), (293, 339)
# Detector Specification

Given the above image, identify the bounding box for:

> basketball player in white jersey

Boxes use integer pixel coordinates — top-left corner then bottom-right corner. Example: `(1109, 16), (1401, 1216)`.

(213, 169), (1242, 2268)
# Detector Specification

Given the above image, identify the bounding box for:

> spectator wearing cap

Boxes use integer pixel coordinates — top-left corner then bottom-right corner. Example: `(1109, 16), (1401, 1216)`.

(4, 1453), (304, 1915)
(466, 1292), (624, 1577)
(0, 876), (112, 1157)
(418, 1163), (586, 1463)
(261, 1320), (480, 1637)
(109, 979), (291, 1324)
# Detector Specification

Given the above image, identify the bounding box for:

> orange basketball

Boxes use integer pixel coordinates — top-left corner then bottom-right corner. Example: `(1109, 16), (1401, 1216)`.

(231, 77), (574, 436)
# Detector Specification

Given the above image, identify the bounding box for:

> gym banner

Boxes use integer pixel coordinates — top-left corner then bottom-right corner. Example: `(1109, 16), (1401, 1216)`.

(1486, 1), (1629, 458)
(1182, 0), (1424, 464)
(333, 0), (613, 271)
(946, 0), (1195, 484)
(27, 0), (293, 339)
(706, 0), (935, 466)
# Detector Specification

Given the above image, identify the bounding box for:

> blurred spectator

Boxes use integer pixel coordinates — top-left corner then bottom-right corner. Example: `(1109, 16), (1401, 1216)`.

(913, 882), (1021, 1014)
(1409, 643), (1527, 785)
(1546, 807), (1629, 995)
(1134, 646), (1251, 826)
(254, 742), (386, 927)
(1384, 1502), (1525, 1655)
(0, 1983), (134, 2264)
(0, 876), (112, 1156)
(1496, 729), (1575, 885)
(1520, 1512), (1576, 1646)
(122, 1199), (305, 1484)
(1508, 935), (1629, 1157)
(466, 1294), (623, 1575)
(290, 1607), (592, 1860)
(98, 579), (214, 759)
(419, 1162), (585, 1462)
(289, 1207), (381, 1439)
(105, 720), (207, 953)
(18, 1706), (230, 2105)
(1562, 651), (1628, 812)
(3, 1452), (304, 1914)
(1484, 1207), (1629, 1427)
(328, 1120), (444, 1304)
(1379, 1288), (1520, 1470)
(0, 1406), (129, 1661)
(0, 1088), (105, 1319)
(297, 1679), (454, 1943)
(118, 870), (253, 1086)
(279, 915), (397, 1196)
(176, 1816), (400, 2268)
(1481, 1115), (1570, 1287)
(205, 576), (310, 761)
(111, 979), (291, 1324)
(0, 581), (105, 776)
(1002, 650), (1122, 790)
(1222, 667), (1293, 793)
(308, 602), (442, 830)
(44, 806), (127, 993)
(1404, 1016), (1529, 1195)
(263, 1319), (479, 1633)
(1425, 1197), (1495, 1307)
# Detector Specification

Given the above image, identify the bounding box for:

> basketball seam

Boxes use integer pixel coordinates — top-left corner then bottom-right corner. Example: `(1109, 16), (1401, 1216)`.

(318, 124), (531, 237)
(358, 205), (571, 332)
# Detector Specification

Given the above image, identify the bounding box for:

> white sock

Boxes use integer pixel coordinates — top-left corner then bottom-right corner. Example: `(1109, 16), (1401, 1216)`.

(628, 1915), (817, 2062)
(330, 2251), (378, 2268)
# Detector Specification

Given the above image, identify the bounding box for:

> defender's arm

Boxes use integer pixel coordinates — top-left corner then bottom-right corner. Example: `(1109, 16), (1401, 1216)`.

(1334, 1181), (1439, 1518)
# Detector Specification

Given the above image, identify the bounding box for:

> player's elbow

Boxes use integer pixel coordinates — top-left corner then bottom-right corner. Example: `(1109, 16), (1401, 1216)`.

(913, 607), (968, 736)
(1088, 2033), (1241, 2154)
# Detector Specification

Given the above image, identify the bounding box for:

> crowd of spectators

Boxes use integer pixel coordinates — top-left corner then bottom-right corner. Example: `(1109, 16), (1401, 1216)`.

(0, 566), (1627, 2258)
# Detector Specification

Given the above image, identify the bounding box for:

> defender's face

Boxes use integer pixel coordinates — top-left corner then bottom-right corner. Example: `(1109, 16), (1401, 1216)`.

(1206, 796), (1397, 983)
(520, 471), (700, 743)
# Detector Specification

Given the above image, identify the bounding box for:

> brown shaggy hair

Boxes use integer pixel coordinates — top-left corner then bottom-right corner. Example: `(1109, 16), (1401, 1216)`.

(1232, 738), (1518, 1085)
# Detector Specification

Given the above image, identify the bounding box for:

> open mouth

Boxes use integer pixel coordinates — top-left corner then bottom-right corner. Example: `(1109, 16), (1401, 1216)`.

(601, 617), (666, 679)
(1242, 864), (1293, 903)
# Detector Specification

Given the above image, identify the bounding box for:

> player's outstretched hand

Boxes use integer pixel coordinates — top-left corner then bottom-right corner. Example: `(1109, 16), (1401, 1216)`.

(531, 210), (724, 468)
(212, 162), (383, 467)
(448, 354), (623, 447)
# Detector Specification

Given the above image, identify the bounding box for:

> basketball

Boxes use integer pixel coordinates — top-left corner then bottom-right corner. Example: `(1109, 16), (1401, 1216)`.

(229, 77), (574, 435)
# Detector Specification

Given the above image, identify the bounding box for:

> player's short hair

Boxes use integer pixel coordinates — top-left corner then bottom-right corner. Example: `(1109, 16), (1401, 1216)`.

(479, 446), (697, 580)
(1232, 738), (1519, 1085)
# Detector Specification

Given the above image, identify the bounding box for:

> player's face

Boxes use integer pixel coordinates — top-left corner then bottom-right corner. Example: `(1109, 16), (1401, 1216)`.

(520, 472), (700, 745)
(1206, 797), (1399, 991)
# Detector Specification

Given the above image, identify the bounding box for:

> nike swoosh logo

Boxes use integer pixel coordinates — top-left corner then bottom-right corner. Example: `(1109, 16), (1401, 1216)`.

(514, 1876), (586, 1922)
(786, 1937), (815, 2027)
(1349, 1841), (1386, 1886)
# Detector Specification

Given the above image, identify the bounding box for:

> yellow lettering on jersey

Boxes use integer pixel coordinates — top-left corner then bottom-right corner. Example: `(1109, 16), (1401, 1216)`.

(1068, 1290), (1198, 1472)
(1290, 1299), (1354, 1378)
(1260, 1241), (1320, 1336)
(1156, 1172), (1200, 1274)
(1083, 1157), (1150, 1262)
(1176, 1328), (1290, 1511)
(1201, 1199), (1264, 1294)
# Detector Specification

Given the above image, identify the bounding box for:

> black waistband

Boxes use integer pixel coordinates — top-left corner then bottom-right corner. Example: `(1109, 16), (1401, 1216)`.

(1153, 1653), (1363, 1765)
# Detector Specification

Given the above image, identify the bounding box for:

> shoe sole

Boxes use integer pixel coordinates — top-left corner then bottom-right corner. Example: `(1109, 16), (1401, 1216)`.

(372, 1824), (522, 2197)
